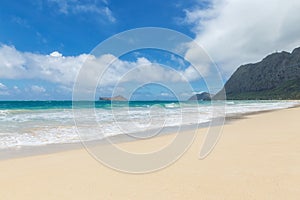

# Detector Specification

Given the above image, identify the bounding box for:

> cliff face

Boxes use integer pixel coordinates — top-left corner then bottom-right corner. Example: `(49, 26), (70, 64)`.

(216, 47), (300, 100)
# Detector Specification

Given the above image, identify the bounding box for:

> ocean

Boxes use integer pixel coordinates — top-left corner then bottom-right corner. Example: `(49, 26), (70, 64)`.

(0, 100), (298, 149)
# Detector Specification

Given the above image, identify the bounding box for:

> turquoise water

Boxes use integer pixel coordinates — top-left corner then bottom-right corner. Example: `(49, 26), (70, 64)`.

(0, 100), (298, 149)
(0, 100), (206, 110)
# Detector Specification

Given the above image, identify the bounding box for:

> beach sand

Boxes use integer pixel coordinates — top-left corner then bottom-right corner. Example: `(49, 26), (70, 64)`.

(0, 106), (299, 199)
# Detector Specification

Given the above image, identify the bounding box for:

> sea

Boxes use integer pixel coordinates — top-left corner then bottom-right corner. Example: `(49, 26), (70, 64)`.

(0, 100), (298, 150)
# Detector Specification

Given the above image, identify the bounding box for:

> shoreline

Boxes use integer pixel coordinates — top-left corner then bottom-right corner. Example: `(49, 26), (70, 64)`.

(1, 103), (299, 161)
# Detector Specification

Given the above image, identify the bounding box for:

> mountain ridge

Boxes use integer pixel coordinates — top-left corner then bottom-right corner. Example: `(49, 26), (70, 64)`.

(215, 46), (300, 100)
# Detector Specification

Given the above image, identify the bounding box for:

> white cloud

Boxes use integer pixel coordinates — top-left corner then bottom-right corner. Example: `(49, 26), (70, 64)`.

(192, 91), (205, 95)
(0, 45), (88, 85)
(0, 45), (202, 92)
(79, 54), (201, 90)
(103, 7), (115, 23)
(13, 86), (21, 93)
(184, 0), (300, 77)
(11, 16), (30, 29)
(0, 83), (7, 90)
(0, 83), (9, 96)
(181, 65), (201, 82)
(48, 0), (116, 23)
(160, 92), (172, 97)
(50, 51), (62, 57)
(31, 85), (46, 93)
(0, 45), (26, 78)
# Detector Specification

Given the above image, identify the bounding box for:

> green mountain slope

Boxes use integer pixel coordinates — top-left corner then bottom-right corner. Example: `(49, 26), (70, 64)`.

(215, 47), (300, 100)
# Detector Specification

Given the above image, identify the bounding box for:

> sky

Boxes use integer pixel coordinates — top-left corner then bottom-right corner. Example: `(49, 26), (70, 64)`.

(1, 0), (300, 100)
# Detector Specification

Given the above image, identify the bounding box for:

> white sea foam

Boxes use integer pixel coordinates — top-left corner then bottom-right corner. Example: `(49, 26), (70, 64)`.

(0, 101), (298, 149)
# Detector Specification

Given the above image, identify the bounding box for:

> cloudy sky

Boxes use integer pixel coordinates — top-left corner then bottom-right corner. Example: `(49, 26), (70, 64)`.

(1, 0), (300, 100)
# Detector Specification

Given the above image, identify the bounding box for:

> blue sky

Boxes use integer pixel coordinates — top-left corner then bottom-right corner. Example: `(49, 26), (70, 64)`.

(1, 0), (300, 100)
(0, 0), (197, 55)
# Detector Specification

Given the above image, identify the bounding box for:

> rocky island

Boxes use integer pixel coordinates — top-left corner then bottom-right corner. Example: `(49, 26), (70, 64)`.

(99, 95), (128, 101)
(188, 92), (212, 101)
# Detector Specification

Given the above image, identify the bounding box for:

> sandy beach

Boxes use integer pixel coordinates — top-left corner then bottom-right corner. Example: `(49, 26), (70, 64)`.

(0, 106), (299, 200)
